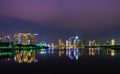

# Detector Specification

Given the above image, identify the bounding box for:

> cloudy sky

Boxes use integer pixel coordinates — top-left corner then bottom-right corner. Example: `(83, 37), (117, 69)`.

(0, 0), (120, 43)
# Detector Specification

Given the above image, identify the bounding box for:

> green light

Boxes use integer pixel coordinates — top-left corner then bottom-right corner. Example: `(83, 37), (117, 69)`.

(9, 44), (12, 48)
(30, 49), (33, 52)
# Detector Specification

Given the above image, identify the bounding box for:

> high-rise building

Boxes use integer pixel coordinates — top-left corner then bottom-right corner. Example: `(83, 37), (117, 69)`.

(68, 40), (72, 46)
(89, 40), (92, 46)
(15, 33), (23, 44)
(22, 34), (27, 45)
(92, 40), (96, 46)
(30, 33), (35, 45)
(105, 40), (111, 46)
(14, 33), (36, 45)
(111, 39), (115, 45)
(73, 39), (77, 46)
(66, 40), (69, 47)
(58, 39), (62, 47)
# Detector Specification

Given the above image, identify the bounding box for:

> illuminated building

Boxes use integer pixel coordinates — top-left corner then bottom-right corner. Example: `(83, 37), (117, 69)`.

(106, 40), (111, 46)
(111, 39), (115, 45)
(66, 40), (69, 47)
(89, 40), (92, 46)
(79, 40), (87, 47)
(49, 43), (56, 49)
(58, 39), (62, 47)
(22, 34), (27, 45)
(26, 33), (35, 45)
(89, 40), (96, 46)
(38, 41), (47, 47)
(14, 33), (22, 44)
(0, 35), (11, 43)
(92, 40), (96, 46)
(58, 39), (65, 49)
(68, 36), (79, 48)
(73, 36), (79, 47)
(14, 33), (36, 45)
(68, 40), (72, 47)
(73, 39), (76, 46)
(30, 34), (35, 45)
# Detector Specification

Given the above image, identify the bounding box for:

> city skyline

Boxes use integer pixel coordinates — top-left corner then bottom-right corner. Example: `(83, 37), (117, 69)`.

(1, 0), (120, 73)
(0, 32), (118, 47)
(0, 0), (120, 43)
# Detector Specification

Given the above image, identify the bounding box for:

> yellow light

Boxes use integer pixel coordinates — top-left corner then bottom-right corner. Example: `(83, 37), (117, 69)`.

(111, 39), (115, 45)
(111, 50), (115, 57)
(91, 48), (95, 56)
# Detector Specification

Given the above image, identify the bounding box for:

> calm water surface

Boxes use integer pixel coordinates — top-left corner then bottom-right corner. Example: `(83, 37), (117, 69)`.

(0, 48), (120, 73)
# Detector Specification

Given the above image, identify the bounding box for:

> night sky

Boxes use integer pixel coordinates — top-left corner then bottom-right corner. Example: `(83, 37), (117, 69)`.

(0, 0), (120, 43)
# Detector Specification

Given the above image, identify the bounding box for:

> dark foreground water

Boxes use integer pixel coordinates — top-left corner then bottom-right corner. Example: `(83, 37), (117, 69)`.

(0, 48), (120, 73)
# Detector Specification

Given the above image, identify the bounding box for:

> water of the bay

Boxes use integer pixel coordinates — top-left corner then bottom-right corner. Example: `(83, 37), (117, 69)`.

(0, 48), (120, 73)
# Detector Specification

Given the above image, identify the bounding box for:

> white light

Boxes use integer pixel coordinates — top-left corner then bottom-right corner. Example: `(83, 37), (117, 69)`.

(75, 36), (78, 39)
(34, 34), (38, 35)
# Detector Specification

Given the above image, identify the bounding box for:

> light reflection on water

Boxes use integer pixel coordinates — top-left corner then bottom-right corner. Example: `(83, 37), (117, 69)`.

(0, 48), (119, 63)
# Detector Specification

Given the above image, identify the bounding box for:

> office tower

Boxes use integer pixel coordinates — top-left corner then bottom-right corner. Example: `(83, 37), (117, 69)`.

(22, 34), (27, 45)
(58, 39), (62, 47)
(111, 39), (115, 45)
(30, 33), (35, 45)
(14, 33), (36, 45)
(89, 40), (92, 46)
(14, 33), (23, 44)
(66, 40), (69, 47)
